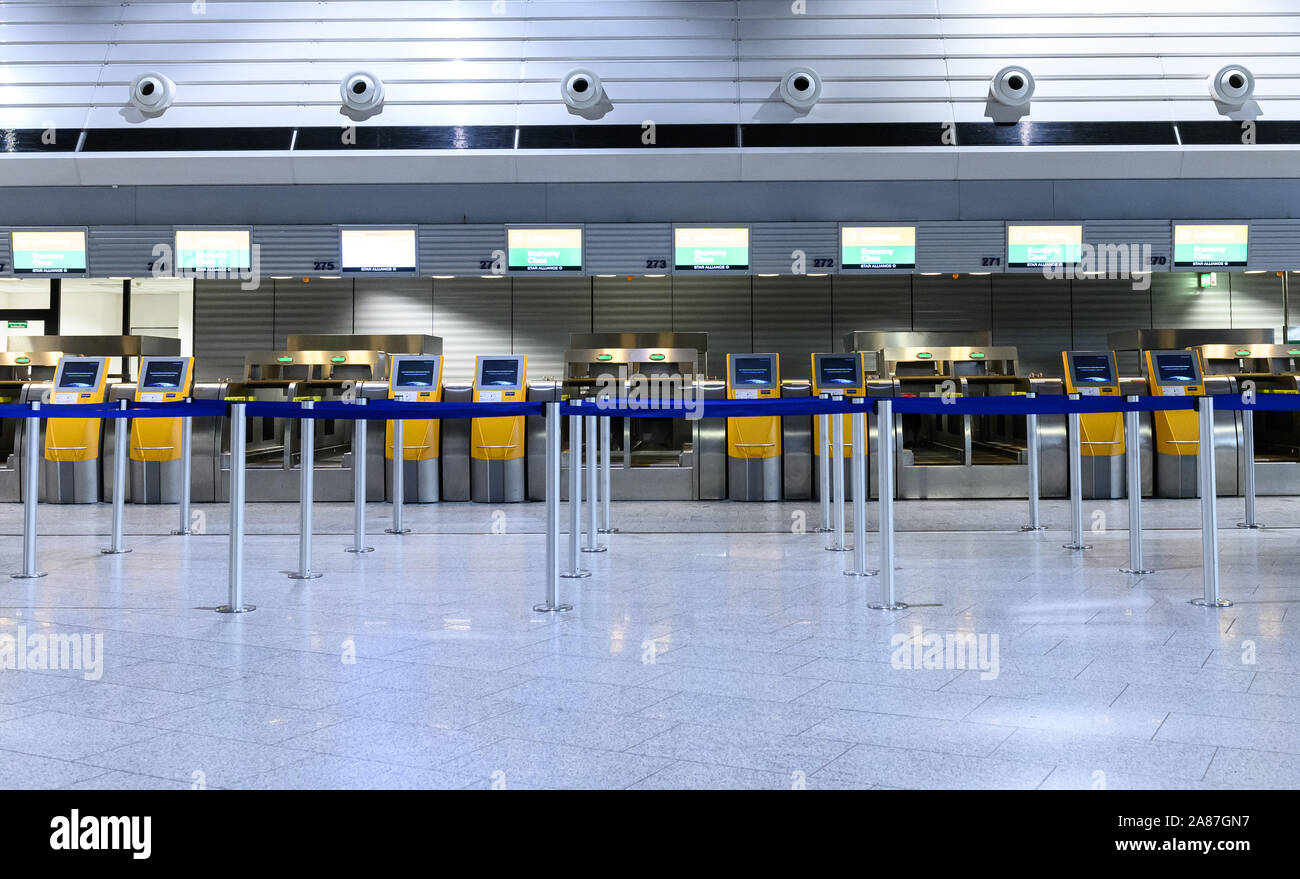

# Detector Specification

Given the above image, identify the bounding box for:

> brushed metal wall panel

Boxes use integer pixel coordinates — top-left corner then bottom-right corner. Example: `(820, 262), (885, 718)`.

(1070, 278), (1153, 370)
(832, 275), (914, 345)
(193, 279), (275, 381)
(585, 223), (671, 275)
(0, 232), (11, 277)
(1084, 219), (1173, 273)
(916, 222), (1006, 273)
(354, 278), (433, 336)
(420, 225), (506, 277)
(512, 276), (592, 380)
(991, 275), (1071, 376)
(911, 274), (993, 331)
(671, 275), (753, 376)
(253, 225), (340, 276)
(1228, 272), (1285, 334)
(433, 277), (512, 383)
(1151, 272), (1231, 330)
(751, 222), (838, 275)
(593, 275), (672, 333)
(1245, 220), (1300, 271)
(87, 226), (171, 277)
(272, 278), (353, 348)
(753, 276), (833, 379)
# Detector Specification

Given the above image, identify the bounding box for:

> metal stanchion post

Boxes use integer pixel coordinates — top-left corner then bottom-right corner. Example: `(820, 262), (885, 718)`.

(171, 400), (193, 535)
(582, 414), (605, 553)
(1119, 397), (1152, 574)
(1063, 394), (1092, 550)
(845, 407), (878, 578)
(827, 404), (850, 551)
(816, 408), (832, 533)
(101, 399), (131, 555)
(12, 401), (46, 579)
(218, 402), (253, 612)
(289, 400), (322, 579)
(561, 408), (590, 579)
(1192, 395), (1232, 607)
(1237, 406), (1263, 529)
(535, 402), (572, 612)
(1020, 392), (1046, 531)
(346, 398), (373, 553)
(869, 399), (905, 610)
(385, 415), (410, 535)
(598, 414), (616, 534)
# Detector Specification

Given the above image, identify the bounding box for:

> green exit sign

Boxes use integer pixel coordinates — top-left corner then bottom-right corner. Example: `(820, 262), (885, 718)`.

(7, 321), (28, 329)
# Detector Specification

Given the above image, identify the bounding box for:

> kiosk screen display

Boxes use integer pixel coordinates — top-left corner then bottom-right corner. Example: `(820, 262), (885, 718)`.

(1155, 353), (1199, 384)
(732, 357), (775, 387)
(58, 361), (101, 389)
(394, 359), (439, 388)
(1071, 354), (1114, 385)
(142, 360), (186, 389)
(479, 359), (521, 388)
(817, 356), (860, 387)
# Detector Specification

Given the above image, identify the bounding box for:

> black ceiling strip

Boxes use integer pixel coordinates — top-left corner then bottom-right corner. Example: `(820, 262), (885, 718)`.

(1177, 120), (1300, 145)
(294, 125), (515, 150)
(0, 129), (81, 153)
(956, 121), (1178, 147)
(518, 123), (737, 149)
(742, 122), (947, 148)
(81, 127), (294, 152)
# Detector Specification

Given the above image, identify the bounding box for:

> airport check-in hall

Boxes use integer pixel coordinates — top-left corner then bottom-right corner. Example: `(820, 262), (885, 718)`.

(1, 1), (1300, 813)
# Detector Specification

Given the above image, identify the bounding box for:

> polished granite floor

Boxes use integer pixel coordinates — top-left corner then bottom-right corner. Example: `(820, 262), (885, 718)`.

(0, 496), (1297, 790)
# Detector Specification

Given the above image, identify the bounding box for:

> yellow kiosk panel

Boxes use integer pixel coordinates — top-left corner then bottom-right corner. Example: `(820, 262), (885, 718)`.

(1062, 351), (1124, 457)
(810, 352), (865, 459)
(472, 355), (527, 461)
(131, 356), (195, 463)
(46, 356), (109, 463)
(387, 355), (444, 462)
(1145, 349), (1203, 456)
(726, 353), (781, 459)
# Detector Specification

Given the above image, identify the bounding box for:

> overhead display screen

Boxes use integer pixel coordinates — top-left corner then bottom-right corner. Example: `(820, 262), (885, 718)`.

(507, 227), (582, 273)
(1155, 353), (1199, 384)
(1007, 225), (1083, 268)
(1173, 224), (1249, 268)
(479, 358), (522, 388)
(176, 229), (251, 270)
(141, 360), (186, 389)
(817, 355), (861, 387)
(11, 230), (87, 275)
(1070, 354), (1114, 385)
(58, 360), (102, 389)
(674, 227), (749, 272)
(731, 356), (776, 388)
(340, 228), (417, 274)
(841, 226), (916, 271)
(394, 359), (439, 388)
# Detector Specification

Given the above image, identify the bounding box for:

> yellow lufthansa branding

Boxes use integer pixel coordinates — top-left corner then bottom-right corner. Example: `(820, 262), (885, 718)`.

(810, 352), (866, 459)
(472, 355), (527, 462)
(131, 356), (195, 463)
(1061, 351), (1124, 457)
(726, 353), (781, 460)
(387, 355), (444, 462)
(1145, 349), (1203, 456)
(46, 356), (109, 463)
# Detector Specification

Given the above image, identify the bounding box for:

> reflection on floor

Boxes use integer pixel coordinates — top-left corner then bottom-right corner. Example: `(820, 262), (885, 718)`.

(0, 499), (1296, 790)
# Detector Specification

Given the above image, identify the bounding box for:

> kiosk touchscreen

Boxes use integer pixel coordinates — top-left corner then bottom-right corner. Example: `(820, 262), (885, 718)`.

(725, 354), (781, 501)
(1144, 349), (1205, 497)
(810, 353), (865, 463)
(387, 355), (444, 502)
(1062, 350), (1125, 497)
(471, 355), (527, 503)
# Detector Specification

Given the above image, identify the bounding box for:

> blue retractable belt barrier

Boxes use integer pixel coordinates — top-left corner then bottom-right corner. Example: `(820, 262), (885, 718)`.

(559, 397), (872, 419)
(0, 400), (229, 419)
(244, 399), (546, 420)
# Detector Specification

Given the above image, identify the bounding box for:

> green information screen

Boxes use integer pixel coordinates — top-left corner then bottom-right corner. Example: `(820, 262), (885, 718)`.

(674, 227), (749, 271)
(507, 228), (582, 272)
(1174, 224), (1248, 267)
(1007, 225), (1083, 268)
(176, 229), (252, 270)
(11, 230), (87, 275)
(841, 226), (916, 271)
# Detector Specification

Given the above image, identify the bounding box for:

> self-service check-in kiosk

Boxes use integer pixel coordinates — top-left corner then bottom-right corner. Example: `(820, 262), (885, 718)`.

(44, 356), (109, 503)
(129, 356), (195, 503)
(1144, 349), (1205, 498)
(1062, 350), (1125, 498)
(725, 353), (781, 501)
(472, 355), (527, 503)
(810, 352), (865, 499)
(387, 354), (443, 503)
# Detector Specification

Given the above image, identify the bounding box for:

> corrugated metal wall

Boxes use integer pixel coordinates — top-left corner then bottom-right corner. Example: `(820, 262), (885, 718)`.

(194, 271), (1288, 381)
(4, 0), (1298, 131)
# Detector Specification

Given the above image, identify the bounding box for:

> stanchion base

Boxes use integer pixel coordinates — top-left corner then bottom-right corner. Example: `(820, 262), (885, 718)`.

(1189, 598), (1234, 608)
(1119, 567), (1154, 575)
(844, 569), (880, 577)
(533, 603), (574, 613)
(384, 528), (412, 535)
(814, 526), (832, 533)
(1019, 525), (1047, 532)
(825, 545), (852, 552)
(560, 570), (591, 579)
(170, 529), (193, 536)
(215, 604), (256, 614)
(100, 548), (132, 555)
(1062, 543), (1093, 550)
(345, 546), (375, 554)
(597, 528), (618, 534)
(11, 572), (47, 579)
(581, 545), (608, 553)
(1236, 523), (1265, 530)
(868, 602), (908, 611)
(287, 571), (324, 580)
